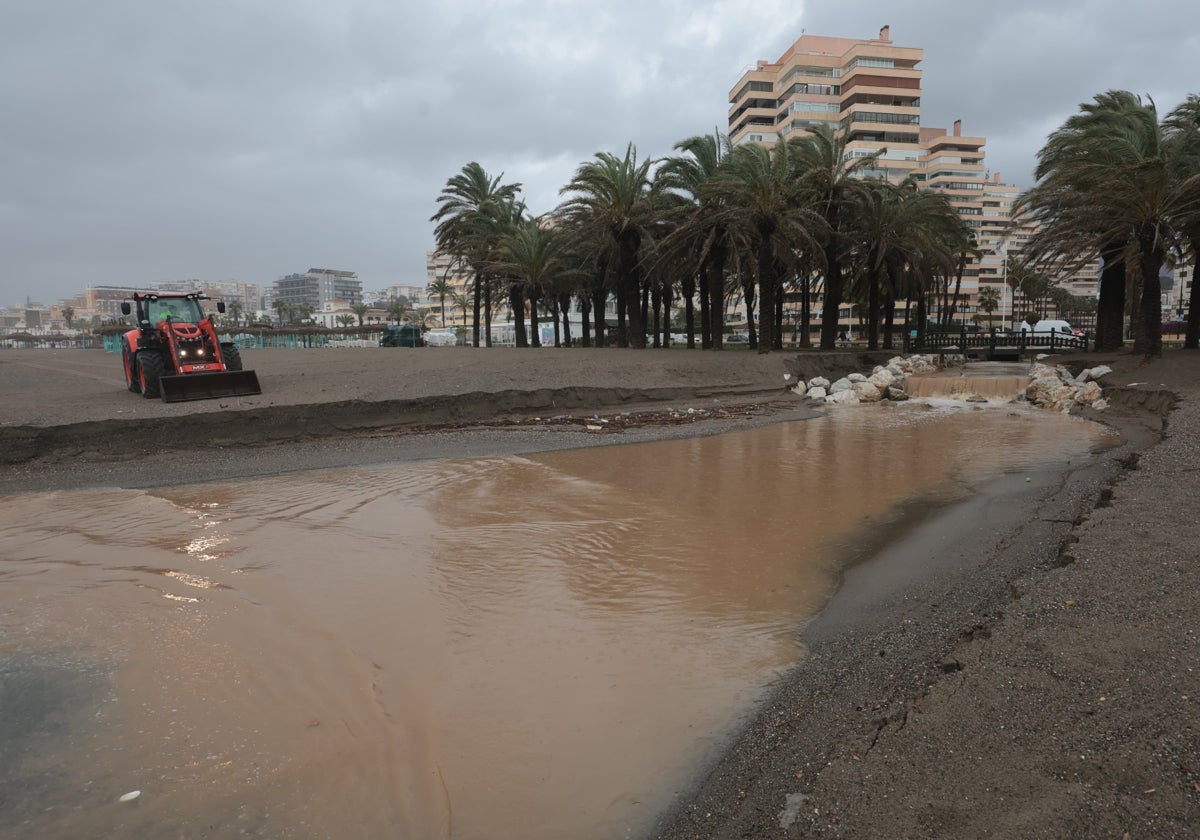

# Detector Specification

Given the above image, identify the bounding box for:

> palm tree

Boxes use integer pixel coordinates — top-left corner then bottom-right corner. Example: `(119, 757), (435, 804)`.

(559, 144), (661, 348)
(1006, 258), (1053, 323)
(386, 297), (409, 324)
(700, 137), (824, 353)
(450, 288), (473, 330)
(977, 286), (1001, 331)
(491, 216), (577, 348)
(943, 230), (983, 329)
(658, 130), (734, 349)
(427, 277), (455, 328)
(350, 302), (370, 327)
(849, 179), (967, 349)
(1021, 90), (1195, 356)
(226, 301), (244, 327)
(780, 125), (883, 349)
(272, 298), (289, 326)
(61, 306), (75, 329)
(336, 313), (356, 328)
(432, 162), (522, 346)
(555, 218), (615, 348)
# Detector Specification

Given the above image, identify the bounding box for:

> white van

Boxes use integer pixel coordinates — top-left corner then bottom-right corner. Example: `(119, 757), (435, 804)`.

(423, 328), (458, 346)
(1018, 319), (1079, 336)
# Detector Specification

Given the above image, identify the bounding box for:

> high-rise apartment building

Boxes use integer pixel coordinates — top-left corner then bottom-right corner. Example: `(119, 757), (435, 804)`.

(730, 26), (924, 184)
(274, 268), (363, 311)
(729, 27), (1101, 331)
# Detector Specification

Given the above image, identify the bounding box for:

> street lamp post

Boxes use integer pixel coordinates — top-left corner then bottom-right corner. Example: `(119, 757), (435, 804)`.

(1001, 251), (1008, 331)
(997, 240), (1011, 331)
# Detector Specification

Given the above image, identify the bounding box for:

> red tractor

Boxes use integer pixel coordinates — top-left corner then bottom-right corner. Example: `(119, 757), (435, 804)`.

(120, 292), (262, 402)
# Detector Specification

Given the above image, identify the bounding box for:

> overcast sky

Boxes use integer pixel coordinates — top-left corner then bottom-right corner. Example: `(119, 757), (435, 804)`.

(3, 0), (1198, 306)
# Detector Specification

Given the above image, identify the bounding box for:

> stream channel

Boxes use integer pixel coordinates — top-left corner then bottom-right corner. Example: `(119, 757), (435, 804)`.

(0, 390), (1117, 839)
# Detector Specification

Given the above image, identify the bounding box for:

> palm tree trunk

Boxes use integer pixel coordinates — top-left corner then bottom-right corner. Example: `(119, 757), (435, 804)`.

(663, 281), (674, 349)
(800, 272), (814, 348)
(883, 289), (896, 350)
(580, 296), (592, 347)
(558, 294), (573, 347)
(593, 287), (607, 347)
(685, 269), (699, 349)
(819, 231), (842, 349)
(707, 245), (727, 350)
(1134, 235), (1164, 357)
(472, 271), (483, 347)
(868, 260), (882, 351)
(650, 283), (662, 348)
(915, 295), (928, 347)
(484, 280), (494, 347)
(743, 276), (758, 351)
(948, 258), (965, 327)
(510, 285), (527, 347)
(1095, 244), (1126, 351)
(616, 230), (645, 348)
(529, 291), (541, 348)
(615, 288), (627, 347)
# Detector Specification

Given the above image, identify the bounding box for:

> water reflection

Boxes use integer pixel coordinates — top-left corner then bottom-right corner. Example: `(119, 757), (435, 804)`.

(0, 405), (1116, 838)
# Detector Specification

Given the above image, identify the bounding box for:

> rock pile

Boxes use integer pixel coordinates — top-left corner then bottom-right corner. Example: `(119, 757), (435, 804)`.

(1023, 361), (1112, 413)
(790, 354), (1113, 413)
(791, 355), (940, 406)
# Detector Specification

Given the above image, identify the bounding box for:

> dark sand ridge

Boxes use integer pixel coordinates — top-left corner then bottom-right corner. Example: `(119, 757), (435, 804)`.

(1, 346), (1196, 837)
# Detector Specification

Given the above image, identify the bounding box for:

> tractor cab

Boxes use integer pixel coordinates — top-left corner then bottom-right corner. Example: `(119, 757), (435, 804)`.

(122, 293), (220, 326)
(147, 296), (205, 324)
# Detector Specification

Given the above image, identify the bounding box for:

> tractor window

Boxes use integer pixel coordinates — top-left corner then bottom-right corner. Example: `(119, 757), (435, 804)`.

(149, 299), (203, 323)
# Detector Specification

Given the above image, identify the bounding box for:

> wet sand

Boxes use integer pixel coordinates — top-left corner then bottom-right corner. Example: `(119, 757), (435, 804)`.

(1, 345), (1197, 838)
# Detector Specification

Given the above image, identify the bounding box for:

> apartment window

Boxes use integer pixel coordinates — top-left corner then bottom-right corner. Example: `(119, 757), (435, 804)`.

(790, 100), (841, 114)
(850, 57), (895, 69)
(928, 170), (983, 181)
(845, 111), (920, 126)
(731, 80), (774, 103)
(787, 82), (839, 96)
(786, 65), (842, 80)
(788, 117), (839, 132)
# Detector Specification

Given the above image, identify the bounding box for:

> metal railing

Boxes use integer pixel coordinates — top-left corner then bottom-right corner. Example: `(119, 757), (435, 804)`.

(904, 327), (1090, 356)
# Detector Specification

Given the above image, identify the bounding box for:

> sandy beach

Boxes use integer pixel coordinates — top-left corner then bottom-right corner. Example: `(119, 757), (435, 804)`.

(1, 345), (1196, 838)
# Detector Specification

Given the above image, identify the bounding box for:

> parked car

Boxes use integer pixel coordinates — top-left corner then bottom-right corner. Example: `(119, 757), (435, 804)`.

(379, 324), (424, 347)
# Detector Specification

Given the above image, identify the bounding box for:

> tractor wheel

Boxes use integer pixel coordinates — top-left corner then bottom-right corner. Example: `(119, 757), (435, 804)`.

(121, 339), (140, 392)
(137, 350), (166, 399)
(222, 344), (244, 371)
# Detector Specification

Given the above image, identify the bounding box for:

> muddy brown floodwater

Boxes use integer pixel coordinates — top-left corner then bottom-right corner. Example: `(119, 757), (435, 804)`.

(0, 403), (1117, 839)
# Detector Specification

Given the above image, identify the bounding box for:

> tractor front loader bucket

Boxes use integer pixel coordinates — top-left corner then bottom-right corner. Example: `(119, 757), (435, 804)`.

(159, 370), (262, 403)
